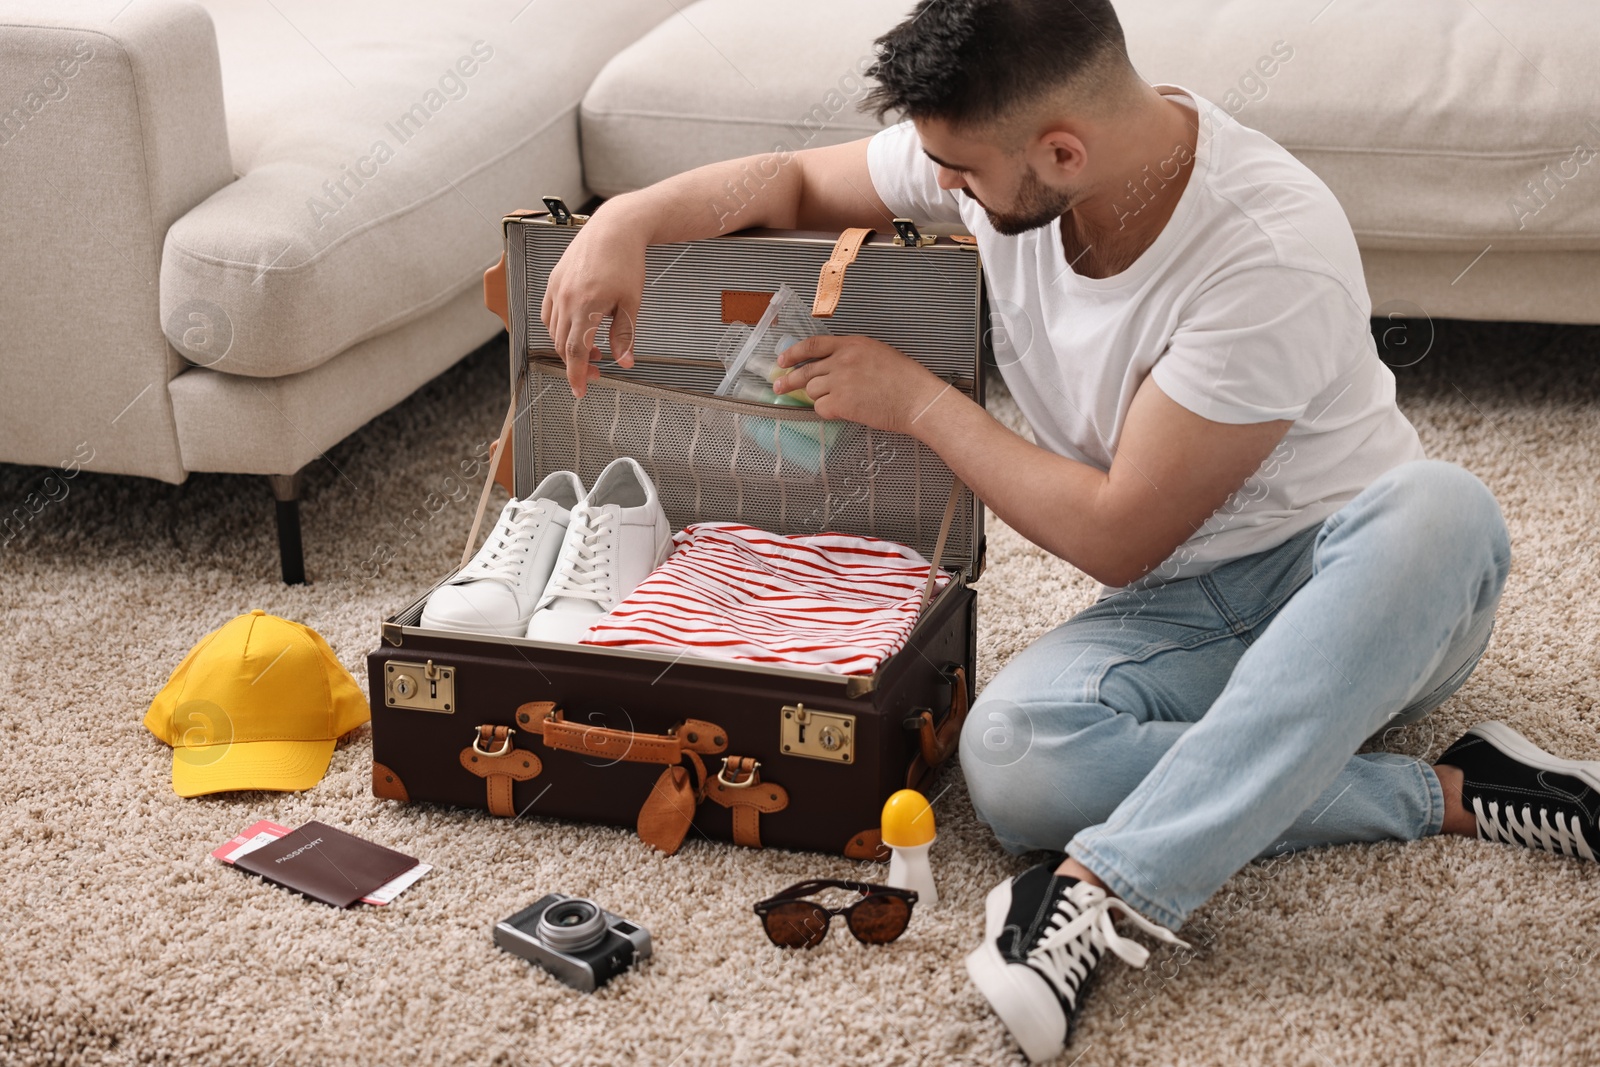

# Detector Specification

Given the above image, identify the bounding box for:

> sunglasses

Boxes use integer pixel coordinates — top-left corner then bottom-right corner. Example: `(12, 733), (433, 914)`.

(753, 879), (918, 948)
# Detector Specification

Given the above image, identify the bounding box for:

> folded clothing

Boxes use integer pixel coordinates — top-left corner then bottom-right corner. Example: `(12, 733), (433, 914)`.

(580, 522), (951, 675)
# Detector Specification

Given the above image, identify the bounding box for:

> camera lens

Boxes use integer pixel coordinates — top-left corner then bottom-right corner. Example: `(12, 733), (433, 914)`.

(536, 898), (607, 952)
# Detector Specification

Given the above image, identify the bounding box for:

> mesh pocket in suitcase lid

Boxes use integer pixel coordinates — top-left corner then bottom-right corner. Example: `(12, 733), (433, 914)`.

(519, 361), (971, 566)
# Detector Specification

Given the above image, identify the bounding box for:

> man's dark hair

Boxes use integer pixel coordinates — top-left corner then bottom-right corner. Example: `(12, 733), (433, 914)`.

(863, 0), (1132, 128)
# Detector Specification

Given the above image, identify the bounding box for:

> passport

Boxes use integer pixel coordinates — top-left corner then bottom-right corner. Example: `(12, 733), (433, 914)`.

(232, 820), (418, 908)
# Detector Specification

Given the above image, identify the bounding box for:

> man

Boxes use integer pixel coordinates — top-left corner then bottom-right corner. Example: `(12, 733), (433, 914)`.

(544, 1), (1600, 1059)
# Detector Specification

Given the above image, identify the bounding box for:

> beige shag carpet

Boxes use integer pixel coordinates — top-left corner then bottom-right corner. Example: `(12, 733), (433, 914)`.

(4, 320), (1599, 1067)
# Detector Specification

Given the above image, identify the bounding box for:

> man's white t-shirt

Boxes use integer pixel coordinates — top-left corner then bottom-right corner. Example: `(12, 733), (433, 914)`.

(867, 85), (1425, 589)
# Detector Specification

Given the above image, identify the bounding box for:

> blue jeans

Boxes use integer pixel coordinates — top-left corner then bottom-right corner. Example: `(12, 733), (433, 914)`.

(960, 461), (1511, 931)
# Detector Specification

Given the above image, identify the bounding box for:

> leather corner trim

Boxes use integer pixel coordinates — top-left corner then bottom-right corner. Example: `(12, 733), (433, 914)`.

(844, 827), (890, 862)
(372, 762), (409, 802)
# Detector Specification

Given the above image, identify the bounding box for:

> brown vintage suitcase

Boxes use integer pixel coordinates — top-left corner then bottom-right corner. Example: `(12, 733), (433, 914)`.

(367, 202), (985, 857)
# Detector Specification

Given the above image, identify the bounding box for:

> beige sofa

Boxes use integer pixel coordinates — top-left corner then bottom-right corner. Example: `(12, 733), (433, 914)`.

(0, 0), (677, 581)
(4, 0), (1596, 582)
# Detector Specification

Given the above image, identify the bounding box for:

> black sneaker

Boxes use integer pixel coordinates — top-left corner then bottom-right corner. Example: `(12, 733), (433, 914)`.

(965, 863), (1186, 1062)
(1438, 721), (1600, 861)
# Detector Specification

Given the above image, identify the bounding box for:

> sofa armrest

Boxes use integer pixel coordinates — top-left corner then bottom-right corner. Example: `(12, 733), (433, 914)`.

(0, 0), (233, 482)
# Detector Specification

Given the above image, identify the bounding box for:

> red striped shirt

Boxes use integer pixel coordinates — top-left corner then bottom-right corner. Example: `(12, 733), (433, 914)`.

(580, 522), (950, 675)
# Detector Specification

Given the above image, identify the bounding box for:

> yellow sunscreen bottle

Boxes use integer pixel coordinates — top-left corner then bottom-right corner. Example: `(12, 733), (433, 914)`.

(881, 789), (938, 908)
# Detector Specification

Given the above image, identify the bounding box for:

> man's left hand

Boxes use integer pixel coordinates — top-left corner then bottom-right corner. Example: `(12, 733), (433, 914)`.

(772, 335), (951, 436)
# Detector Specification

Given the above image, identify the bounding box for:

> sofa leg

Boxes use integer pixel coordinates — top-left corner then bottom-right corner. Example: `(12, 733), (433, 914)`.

(267, 472), (307, 585)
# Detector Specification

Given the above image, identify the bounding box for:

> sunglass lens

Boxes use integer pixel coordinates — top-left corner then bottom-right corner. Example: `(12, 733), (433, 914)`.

(762, 902), (830, 948)
(846, 894), (911, 944)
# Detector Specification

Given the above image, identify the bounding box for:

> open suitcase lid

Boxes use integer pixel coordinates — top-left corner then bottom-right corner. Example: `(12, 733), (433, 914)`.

(493, 201), (986, 578)
(383, 203), (986, 695)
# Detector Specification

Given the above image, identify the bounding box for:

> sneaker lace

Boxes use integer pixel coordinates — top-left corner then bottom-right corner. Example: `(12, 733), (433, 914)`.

(1027, 884), (1188, 1007)
(1472, 797), (1597, 860)
(544, 505), (616, 603)
(459, 500), (549, 584)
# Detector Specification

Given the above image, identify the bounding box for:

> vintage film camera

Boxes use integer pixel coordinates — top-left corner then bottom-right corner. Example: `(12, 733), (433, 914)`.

(494, 894), (652, 992)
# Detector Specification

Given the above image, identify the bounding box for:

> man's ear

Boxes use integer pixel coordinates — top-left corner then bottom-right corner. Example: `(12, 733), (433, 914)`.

(1036, 127), (1089, 181)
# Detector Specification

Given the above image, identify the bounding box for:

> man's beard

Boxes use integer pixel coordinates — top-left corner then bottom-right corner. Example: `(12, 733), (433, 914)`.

(968, 165), (1075, 236)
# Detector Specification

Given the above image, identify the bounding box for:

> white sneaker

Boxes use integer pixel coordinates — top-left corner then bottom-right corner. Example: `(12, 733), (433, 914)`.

(419, 471), (584, 637)
(525, 457), (672, 643)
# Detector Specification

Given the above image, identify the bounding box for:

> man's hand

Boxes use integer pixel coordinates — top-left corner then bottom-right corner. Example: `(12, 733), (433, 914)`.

(772, 335), (952, 434)
(540, 212), (647, 398)
(536, 139), (889, 400)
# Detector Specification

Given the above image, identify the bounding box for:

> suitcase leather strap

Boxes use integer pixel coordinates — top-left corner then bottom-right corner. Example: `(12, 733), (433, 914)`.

(919, 475), (966, 615)
(460, 725), (543, 818)
(462, 366), (528, 568)
(705, 756), (789, 849)
(905, 665), (971, 791)
(810, 228), (874, 318)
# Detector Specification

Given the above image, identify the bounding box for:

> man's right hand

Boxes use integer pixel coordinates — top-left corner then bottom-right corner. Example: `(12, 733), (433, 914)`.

(540, 208), (647, 398)
(535, 138), (886, 399)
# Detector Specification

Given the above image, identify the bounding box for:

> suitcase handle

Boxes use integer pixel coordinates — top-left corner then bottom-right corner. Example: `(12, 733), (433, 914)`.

(515, 702), (760, 855)
(514, 703), (728, 765)
(908, 665), (970, 768)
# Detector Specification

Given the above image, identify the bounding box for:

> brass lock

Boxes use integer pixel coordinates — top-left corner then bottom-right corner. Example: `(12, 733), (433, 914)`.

(891, 217), (937, 247)
(780, 704), (855, 764)
(541, 195), (589, 227)
(384, 659), (455, 714)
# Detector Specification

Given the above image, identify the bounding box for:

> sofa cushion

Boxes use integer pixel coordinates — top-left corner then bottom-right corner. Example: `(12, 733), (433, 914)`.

(160, 0), (678, 379)
(582, 0), (1600, 253)
(581, 0), (902, 200)
(168, 284), (498, 477)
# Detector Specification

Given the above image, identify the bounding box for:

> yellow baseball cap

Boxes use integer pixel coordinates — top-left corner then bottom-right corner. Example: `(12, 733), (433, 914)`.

(144, 610), (369, 797)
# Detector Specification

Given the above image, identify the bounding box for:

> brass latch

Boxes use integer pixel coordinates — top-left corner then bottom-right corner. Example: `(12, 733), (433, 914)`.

(541, 195), (589, 227)
(891, 218), (936, 247)
(385, 659), (456, 714)
(780, 704), (855, 764)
